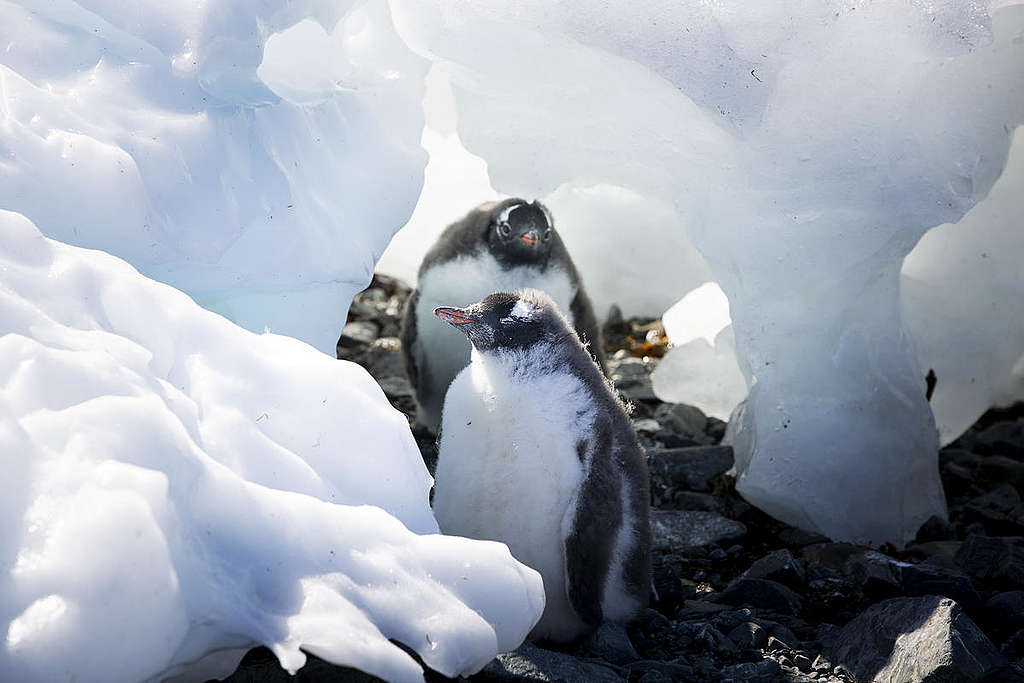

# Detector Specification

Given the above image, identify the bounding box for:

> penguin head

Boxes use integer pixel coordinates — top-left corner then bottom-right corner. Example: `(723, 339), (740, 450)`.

(434, 289), (568, 354)
(485, 199), (555, 267)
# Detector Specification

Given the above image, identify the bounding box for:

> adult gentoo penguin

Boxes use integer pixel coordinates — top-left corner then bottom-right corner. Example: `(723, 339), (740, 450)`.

(431, 289), (650, 643)
(400, 198), (604, 432)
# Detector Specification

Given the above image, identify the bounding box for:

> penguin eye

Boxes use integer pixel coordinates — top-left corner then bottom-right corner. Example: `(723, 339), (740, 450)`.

(497, 222), (511, 237)
(542, 229), (552, 242)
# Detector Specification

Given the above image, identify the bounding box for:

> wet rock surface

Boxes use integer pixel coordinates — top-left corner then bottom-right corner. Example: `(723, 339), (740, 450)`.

(221, 276), (1024, 682)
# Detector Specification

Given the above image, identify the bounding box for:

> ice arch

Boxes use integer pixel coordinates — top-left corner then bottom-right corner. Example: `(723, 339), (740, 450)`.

(388, 0), (1024, 544)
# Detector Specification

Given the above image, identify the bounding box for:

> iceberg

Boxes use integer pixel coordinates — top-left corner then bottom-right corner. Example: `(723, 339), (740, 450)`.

(0, 210), (543, 683)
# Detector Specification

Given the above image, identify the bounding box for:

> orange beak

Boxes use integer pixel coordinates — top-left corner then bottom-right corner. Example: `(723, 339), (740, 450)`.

(434, 307), (478, 326)
(520, 231), (539, 247)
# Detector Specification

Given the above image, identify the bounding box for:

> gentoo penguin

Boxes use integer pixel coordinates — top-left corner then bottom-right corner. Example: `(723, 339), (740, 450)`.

(431, 289), (650, 643)
(400, 198), (604, 432)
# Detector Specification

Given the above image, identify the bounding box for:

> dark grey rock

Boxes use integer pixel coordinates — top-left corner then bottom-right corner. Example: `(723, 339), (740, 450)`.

(973, 483), (1022, 512)
(955, 535), (1024, 590)
(632, 418), (661, 434)
(608, 352), (645, 378)
(766, 635), (791, 651)
(359, 337), (406, 379)
(964, 484), (1024, 536)
(983, 591), (1024, 633)
(705, 417), (727, 442)
(608, 357), (657, 402)
(649, 510), (746, 551)
(676, 600), (731, 620)
(914, 514), (956, 543)
(635, 608), (672, 634)
(627, 660), (696, 681)
(346, 275), (410, 338)
(647, 446), (734, 493)
(653, 403), (708, 439)
(940, 448), (984, 468)
(803, 545), (903, 600)
(978, 665), (1024, 683)
(793, 654), (813, 672)
(973, 420), (1024, 458)
(719, 659), (781, 683)
(801, 543), (865, 571)
(377, 375), (414, 400)
(476, 641), (623, 682)
(652, 431), (703, 449)
(833, 663), (854, 679)
(337, 320), (379, 350)
(762, 616), (808, 644)
(977, 456), (1024, 491)
(1002, 628), (1024, 660)
(580, 622), (639, 666)
(897, 557), (981, 608)
(721, 578), (803, 616)
(828, 596), (1005, 683)
(741, 549), (806, 589)
(712, 607), (755, 632)
(778, 527), (829, 547)
(907, 540), (963, 561)
(665, 491), (729, 514)
(694, 623), (738, 655)
(727, 622), (769, 650)
(844, 551), (902, 600)
(943, 462), (978, 496)
(650, 561), (686, 616)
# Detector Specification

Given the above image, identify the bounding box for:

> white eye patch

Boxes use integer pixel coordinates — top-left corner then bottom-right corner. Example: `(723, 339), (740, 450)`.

(499, 299), (537, 325)
(511, 299), (536, 319)
(538, 203), (553, 228)
(497, 202), (524, 225)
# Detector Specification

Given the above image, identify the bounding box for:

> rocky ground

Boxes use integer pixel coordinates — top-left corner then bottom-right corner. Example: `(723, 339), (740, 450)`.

(221, 274), (1024, 683)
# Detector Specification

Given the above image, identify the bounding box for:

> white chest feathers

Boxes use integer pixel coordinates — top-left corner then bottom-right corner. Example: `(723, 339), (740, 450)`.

(412, 253), (576, 429)
(432, 350), (597, 641)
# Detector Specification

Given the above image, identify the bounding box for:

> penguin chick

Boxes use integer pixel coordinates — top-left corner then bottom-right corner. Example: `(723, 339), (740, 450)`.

(400, 199), (605, 432)
(431, 289), (650, 643)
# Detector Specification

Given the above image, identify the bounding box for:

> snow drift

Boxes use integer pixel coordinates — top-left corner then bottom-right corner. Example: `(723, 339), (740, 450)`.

(0, 0), (427, 354)
(0, 210), (543, 683)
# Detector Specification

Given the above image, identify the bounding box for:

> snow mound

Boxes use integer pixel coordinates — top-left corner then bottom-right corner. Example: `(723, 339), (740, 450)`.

(0, 0), (428, 354)
(0, 211), (543, 683)
(390, 0), (1024, 544)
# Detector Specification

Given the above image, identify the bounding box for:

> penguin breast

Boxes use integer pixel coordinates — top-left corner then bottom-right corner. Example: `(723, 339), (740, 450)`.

(432, 360), (597, 638)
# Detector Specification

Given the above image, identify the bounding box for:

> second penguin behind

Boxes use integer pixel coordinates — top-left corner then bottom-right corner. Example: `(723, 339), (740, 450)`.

(400, 199), (605, 433)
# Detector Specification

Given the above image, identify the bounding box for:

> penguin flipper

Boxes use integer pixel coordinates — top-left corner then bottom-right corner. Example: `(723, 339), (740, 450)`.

(569, 288), (607, 374)
(563, 418), (619, 628)
(400, 288), (421, 391)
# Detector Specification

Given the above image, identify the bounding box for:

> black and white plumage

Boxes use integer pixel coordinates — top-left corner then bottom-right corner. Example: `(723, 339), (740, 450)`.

(431, 290), (650, 643)
(400, 199), (605, 432)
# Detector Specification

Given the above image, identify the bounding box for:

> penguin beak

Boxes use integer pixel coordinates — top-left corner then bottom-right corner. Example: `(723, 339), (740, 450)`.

(520, 230), (539, 247)
(434, 307), (479, 327)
